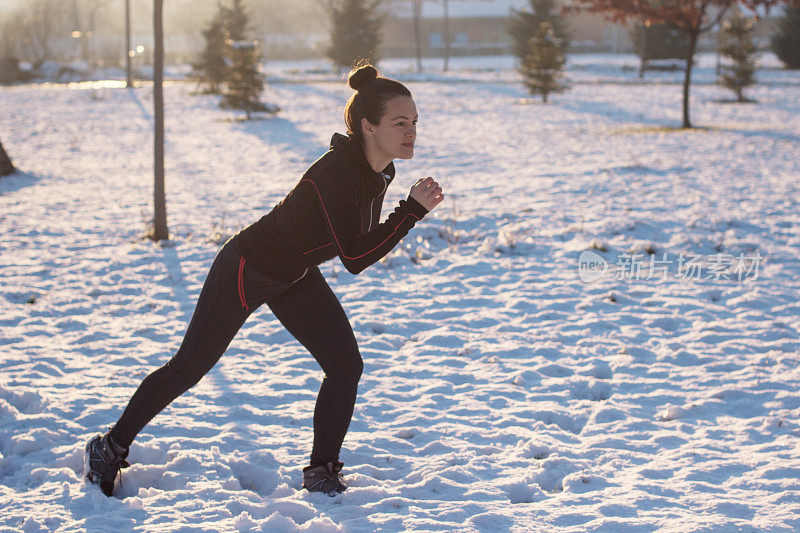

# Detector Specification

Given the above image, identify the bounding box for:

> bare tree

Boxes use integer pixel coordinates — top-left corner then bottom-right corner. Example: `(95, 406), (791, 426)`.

(148, 0), (169, 241)
(80, 0), (116, 66)
(443, 0), (450, 72)
(1, 10), (26, 60)
(20, 0), (73, 65)
(125, 0), (132, 86)
(412, 0), (422, 72)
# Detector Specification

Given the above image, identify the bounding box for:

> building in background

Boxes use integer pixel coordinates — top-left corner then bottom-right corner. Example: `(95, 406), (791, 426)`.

(377, 0), (782, 58)
(378, 0), (633, 57)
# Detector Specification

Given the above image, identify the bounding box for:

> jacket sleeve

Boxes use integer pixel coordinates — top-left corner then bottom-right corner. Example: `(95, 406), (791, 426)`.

(301, 171), (429, 275)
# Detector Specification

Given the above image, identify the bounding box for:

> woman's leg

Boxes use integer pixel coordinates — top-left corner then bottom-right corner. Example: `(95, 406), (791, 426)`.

(108, 236), (253, 448)
(265, 266), (363, 466)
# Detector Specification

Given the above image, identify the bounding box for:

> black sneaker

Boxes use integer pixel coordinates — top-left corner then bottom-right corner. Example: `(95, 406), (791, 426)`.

(84, 432), (130, 496)
(302, 460), (346, 496)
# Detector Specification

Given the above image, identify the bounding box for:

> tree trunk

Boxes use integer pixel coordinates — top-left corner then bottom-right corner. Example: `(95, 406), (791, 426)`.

(413, 0), (422, 73)
(638, 22), (647, 79)
(0, 140), (16, 176)
(89, 8), (98, 68)
(126, 0), (132, 87)
(151, 0), (169, 241)
(443, 0), (450, 72)
(682, 30), (699, 129)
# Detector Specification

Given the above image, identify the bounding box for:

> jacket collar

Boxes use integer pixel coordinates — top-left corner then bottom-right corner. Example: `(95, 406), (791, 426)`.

(330, 132), (395, 193)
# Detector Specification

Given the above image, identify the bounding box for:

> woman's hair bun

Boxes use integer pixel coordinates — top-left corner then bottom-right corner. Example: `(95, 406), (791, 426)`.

(347, 64), (379, 91)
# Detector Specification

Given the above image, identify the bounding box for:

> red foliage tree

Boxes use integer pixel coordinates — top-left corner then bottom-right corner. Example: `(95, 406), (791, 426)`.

(567, 0), (798, 128)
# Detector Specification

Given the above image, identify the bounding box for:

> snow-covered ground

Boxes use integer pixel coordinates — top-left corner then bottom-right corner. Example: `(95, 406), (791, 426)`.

(22, 51), (798, 86)
(258, 51), (799, 87)
(1, 56), (799, 532)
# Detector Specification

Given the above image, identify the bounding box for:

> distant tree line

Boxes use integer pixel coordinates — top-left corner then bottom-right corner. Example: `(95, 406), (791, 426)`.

(2, 0), (800, 87)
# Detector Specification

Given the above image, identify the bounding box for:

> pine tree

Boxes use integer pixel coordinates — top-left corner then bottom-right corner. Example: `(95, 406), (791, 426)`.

(718, 10), (757, 102)
(770, 5), (800, 69)
(193, 4), (229, 95)
(518, 21), (567, 103)
(192, 0), (277, 119)
(508, 0), (570, 61)
(226, 0), (248, 41)
(327, 0), (385, 70)
(221, 40), (274, 119)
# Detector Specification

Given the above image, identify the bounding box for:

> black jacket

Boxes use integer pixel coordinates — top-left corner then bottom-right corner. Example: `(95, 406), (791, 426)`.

(236, 132), (430, 283)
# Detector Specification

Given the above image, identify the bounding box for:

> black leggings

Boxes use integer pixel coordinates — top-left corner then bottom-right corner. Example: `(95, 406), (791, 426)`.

(108, 234), (363, 466)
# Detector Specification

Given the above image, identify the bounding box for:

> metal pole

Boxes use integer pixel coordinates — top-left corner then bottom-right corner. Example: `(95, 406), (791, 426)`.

(152, 0), (168, 239)
(413, 0), (422, 72)
(126, 0), (132, 87)
(443, 0), (449, 72)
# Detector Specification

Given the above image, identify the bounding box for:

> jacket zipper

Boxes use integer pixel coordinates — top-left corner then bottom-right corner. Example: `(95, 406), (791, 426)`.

(366, 174), (390, 232)
(302, 173), (390, 253)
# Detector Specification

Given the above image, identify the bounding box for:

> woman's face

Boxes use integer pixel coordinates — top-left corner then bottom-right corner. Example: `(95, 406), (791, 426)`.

(362, 95), (418, 160)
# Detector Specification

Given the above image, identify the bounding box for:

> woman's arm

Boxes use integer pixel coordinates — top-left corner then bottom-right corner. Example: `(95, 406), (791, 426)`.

(302, 171), (429, 275)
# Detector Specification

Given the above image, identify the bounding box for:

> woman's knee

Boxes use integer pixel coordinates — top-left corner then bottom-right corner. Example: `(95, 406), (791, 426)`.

(162, 359), (210, 392)
(324, 350), (363, 384)
(346, 338), (364, 380)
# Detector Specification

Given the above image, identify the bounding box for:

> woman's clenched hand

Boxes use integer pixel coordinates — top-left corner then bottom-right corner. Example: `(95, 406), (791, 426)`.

(409, 177), (444, 212)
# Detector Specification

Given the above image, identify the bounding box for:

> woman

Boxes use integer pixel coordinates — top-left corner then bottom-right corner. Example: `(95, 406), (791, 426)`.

(84, 63), (444, 497)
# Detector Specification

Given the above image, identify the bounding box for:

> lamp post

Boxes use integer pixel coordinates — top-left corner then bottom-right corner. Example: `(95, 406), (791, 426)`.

(71, 30), (82, 61)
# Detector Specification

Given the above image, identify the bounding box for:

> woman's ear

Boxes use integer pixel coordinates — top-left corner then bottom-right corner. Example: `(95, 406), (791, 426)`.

(361, 117), (376, 138)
